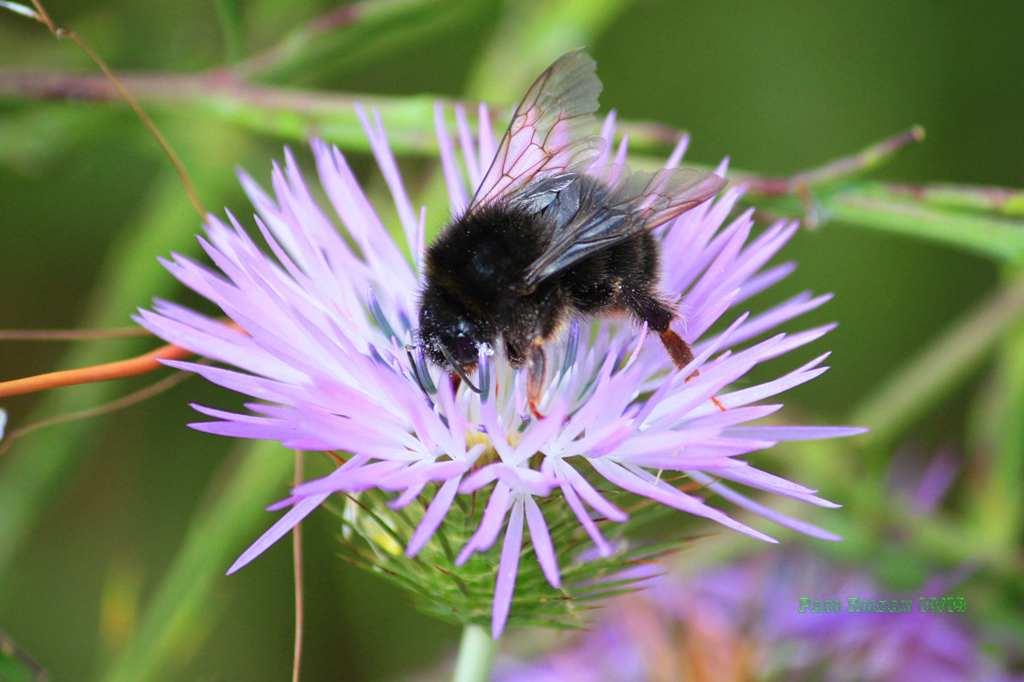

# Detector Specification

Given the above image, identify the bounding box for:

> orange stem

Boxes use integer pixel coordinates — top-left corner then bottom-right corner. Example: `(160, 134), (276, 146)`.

(0, 342), (193, 399)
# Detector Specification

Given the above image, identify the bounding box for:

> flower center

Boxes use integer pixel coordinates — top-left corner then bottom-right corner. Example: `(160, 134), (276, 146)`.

(465, 429), (522, 467)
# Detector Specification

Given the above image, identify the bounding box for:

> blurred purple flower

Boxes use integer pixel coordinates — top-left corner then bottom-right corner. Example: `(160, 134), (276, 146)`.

(888, 448), (960, 516)
(496, 553), (1016, 682)
(138, 103), (863, 637)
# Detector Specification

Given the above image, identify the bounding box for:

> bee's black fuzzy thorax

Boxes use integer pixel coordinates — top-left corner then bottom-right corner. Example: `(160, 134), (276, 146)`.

(425, 203), (548, 307)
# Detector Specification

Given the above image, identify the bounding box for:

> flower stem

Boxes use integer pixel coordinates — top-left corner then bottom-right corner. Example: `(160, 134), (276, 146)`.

(453, 624), (496, 682)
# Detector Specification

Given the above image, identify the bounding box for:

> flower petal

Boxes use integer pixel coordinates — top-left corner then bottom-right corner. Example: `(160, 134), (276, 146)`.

(228, 493), (327, 575)
(524, 496), (560, 588)
(492, 499), (525, 638)
(406, 476), (462, 557)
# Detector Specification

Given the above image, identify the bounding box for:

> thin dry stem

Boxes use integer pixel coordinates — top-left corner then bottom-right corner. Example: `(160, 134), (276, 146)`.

(0, 370), (192, 456)
(0, 327), (150, 341)
(292, 451), (305, 682)
(25, 0), (206, 217)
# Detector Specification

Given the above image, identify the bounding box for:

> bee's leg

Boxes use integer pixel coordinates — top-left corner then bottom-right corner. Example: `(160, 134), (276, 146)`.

(625, 293), (692, 364)
(527, 341), (547, 420)
(628, 293), (726, 412)
(657, 328), (694, 368)
(449, 372), (461, 394)
(661, 330), (727, 412)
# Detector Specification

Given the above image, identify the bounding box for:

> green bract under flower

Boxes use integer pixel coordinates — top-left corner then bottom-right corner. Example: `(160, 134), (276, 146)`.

(334, 475), (687, 631)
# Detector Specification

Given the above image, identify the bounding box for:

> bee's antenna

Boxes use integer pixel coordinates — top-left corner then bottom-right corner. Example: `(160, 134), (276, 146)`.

(368, 293), (397, 341)
(404, 343), (437, 396)
(438, 344), (481, 394)
(476, 345), (491, 400)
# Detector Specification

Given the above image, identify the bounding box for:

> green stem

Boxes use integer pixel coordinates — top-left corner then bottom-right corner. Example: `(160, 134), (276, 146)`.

(452, 624), (496, 682)
(234, 0), (481, 84)
(884, 182), (1024, 217)
(964, 267), (1024, 558)
(825, 190), (1024, 262)
(850, 275), (1024, 447)
(464, 0), (634, 101)
(742, 126), (925, 196)
(3, 71), (1022, 261)
(213, 0), (244, 64)
(0, 70), (682, 157)
(101, 441), (292, 682)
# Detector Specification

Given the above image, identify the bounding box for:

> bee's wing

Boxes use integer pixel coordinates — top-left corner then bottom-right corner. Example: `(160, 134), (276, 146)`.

(521, 166), (726, 288)
(615, 166), (727, 230)
(468, 50), (602, 210)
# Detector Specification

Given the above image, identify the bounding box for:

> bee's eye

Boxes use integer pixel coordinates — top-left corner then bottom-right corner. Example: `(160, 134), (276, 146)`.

(449, 333), (478, 365)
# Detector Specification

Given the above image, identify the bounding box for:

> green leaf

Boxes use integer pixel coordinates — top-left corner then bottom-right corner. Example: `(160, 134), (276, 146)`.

(0, 106), (116, 174)
(237, 0), (486, 84)
(826, 189), (1024, 262)
(465, 0), (636, 101)
(214, 0), (245, 64)
(850, 276), (1024, 447)
(966, 276), (1024, 556)
(0, 123), (249, 578)
(100, 440), (292, 682)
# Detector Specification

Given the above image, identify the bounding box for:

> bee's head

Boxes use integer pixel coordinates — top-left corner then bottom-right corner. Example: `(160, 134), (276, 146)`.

(418, 286), (493, 371)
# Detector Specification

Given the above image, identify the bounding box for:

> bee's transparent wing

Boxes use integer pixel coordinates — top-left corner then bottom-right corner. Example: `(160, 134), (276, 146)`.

(617, 166), (726, 229)
(521, 166), (726, 288)
(469, 50), (602, 210)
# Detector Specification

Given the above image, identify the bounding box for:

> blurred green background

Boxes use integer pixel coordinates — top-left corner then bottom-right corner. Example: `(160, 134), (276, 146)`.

(0, 0), (1021, 680)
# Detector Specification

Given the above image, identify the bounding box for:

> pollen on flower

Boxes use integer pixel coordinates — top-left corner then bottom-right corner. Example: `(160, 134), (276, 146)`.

(367, 525), (403, 557)
(465, 430), (493, 452)
(346, 496), (404, 556)
(466, 429), (520, 455)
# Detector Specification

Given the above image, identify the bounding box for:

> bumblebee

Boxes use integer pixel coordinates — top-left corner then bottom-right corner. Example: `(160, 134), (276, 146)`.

(417, 51), (725, 416)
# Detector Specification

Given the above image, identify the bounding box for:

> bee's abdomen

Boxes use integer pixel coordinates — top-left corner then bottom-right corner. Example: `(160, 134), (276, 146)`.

(561, 231), (660, 314)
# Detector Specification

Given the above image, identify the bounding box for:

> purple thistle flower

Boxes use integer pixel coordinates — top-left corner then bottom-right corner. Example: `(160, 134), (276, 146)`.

(137, 101), (863, 638)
